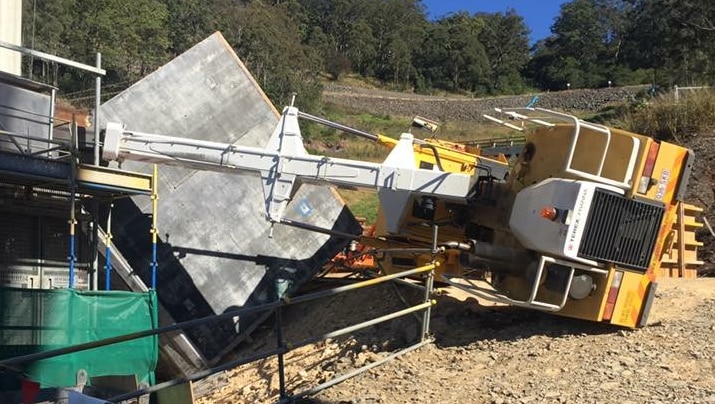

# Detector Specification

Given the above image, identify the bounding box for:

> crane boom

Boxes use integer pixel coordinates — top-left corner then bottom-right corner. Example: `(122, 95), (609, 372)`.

(103, 102), (702, 328)
(103, 106), (475, 233)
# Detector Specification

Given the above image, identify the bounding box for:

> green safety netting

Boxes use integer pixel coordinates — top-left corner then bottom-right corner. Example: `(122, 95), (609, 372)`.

(0, 288), (158, 388)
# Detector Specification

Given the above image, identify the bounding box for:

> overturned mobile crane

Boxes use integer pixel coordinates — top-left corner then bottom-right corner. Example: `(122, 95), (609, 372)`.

(103, 103), (697, 329)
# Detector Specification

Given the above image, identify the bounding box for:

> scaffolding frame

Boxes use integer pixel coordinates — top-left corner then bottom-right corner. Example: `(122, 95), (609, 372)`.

(0, 40), (106, 291)
(0, 41), (158, 290)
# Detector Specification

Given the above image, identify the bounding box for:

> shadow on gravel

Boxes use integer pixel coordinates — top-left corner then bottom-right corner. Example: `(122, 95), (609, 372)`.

(207, 279), (625, 402)
(272, 279), (622, 353)
(430, 293), (621, 348)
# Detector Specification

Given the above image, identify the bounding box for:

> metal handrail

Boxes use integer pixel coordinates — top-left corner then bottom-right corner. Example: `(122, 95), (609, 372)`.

(442, 255), (608, 312)
(533, 108), (639, 190)
(0, 40), (103, 166)
(484, 107), (641, 190)
(0, 129), (70, 147)
(0, 264), (435, 368)
(284, 339), (432, 403)
(0, 40), (105, 76)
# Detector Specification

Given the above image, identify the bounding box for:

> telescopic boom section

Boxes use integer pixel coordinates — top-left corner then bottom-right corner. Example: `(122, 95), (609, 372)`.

(103, 106), (475, 233)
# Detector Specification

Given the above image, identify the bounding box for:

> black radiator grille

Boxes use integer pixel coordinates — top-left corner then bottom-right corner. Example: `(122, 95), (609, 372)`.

(578, 188), (665, 271)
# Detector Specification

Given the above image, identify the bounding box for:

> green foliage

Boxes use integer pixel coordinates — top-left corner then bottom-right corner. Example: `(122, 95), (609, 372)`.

(297, 0), (426, 86)
(340, 190), (379, 223)
(477, 9), (531, 94)
(620, 0), (715, 87)
(211, 0), (324, 110)
(23, 0), (171, 91)
(527, 0), (615, 90)
(528, 0), (715, 91)
(21, 0), (715, 106)
(417, 12), (488, 92)
(333, 189), (378, 223)
(162, 0), (213, 56)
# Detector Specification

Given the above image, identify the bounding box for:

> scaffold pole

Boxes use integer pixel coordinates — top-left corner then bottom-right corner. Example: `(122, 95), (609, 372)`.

(150, 164), (158, 289)
(105, 202), (113, 290)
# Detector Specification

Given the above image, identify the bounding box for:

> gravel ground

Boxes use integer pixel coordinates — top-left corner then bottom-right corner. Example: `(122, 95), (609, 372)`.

(195, 278), (715, 404)
(310, 278), (715, 404)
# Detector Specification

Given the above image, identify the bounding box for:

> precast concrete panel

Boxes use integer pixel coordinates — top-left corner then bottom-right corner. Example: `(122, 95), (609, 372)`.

(101, 32), (360, 361)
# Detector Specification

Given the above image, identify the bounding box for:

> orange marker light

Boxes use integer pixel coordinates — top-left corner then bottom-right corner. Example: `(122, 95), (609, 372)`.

(541, 206), (558, 221)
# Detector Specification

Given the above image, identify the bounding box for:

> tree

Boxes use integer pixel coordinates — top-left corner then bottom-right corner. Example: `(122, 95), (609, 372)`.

(526, 0), (636, 90)
(367, 0), (427, 87)
(415, 12), (488, 92)
(297, 0), (377, 78)
(622, 0), (715, 86)
(477, 9), (531, 94)
(210, 0), (324, 109)
(552, 0), (609, 87)
(160, 0), (213, 56)
(22, 0), (77, 85)
(22, 0), (171, 93)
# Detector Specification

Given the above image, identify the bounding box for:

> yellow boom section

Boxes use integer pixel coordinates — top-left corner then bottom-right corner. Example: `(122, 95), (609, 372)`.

(376, 133), (508, 175)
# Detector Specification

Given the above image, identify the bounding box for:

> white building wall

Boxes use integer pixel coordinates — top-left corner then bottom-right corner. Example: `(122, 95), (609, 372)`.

(0, 0), (22, 75)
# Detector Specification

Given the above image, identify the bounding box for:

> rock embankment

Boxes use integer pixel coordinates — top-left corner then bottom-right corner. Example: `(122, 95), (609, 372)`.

(323, 84), (648, 122)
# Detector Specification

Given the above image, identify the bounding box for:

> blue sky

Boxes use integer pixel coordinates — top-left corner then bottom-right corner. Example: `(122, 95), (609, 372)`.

(422, 0), (567, 43)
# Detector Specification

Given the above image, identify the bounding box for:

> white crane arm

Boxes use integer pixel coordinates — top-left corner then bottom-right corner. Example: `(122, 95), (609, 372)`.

(103, 107), (475, 233)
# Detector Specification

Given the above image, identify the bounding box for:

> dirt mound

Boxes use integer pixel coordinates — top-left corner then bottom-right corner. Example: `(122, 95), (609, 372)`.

(682, 132), (715, 275)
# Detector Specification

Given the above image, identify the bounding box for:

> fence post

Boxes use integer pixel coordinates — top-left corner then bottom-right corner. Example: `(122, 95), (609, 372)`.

(275, 305), (288, 401)
(421, 225), (438, 342)
(94, 52), (102, 166)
